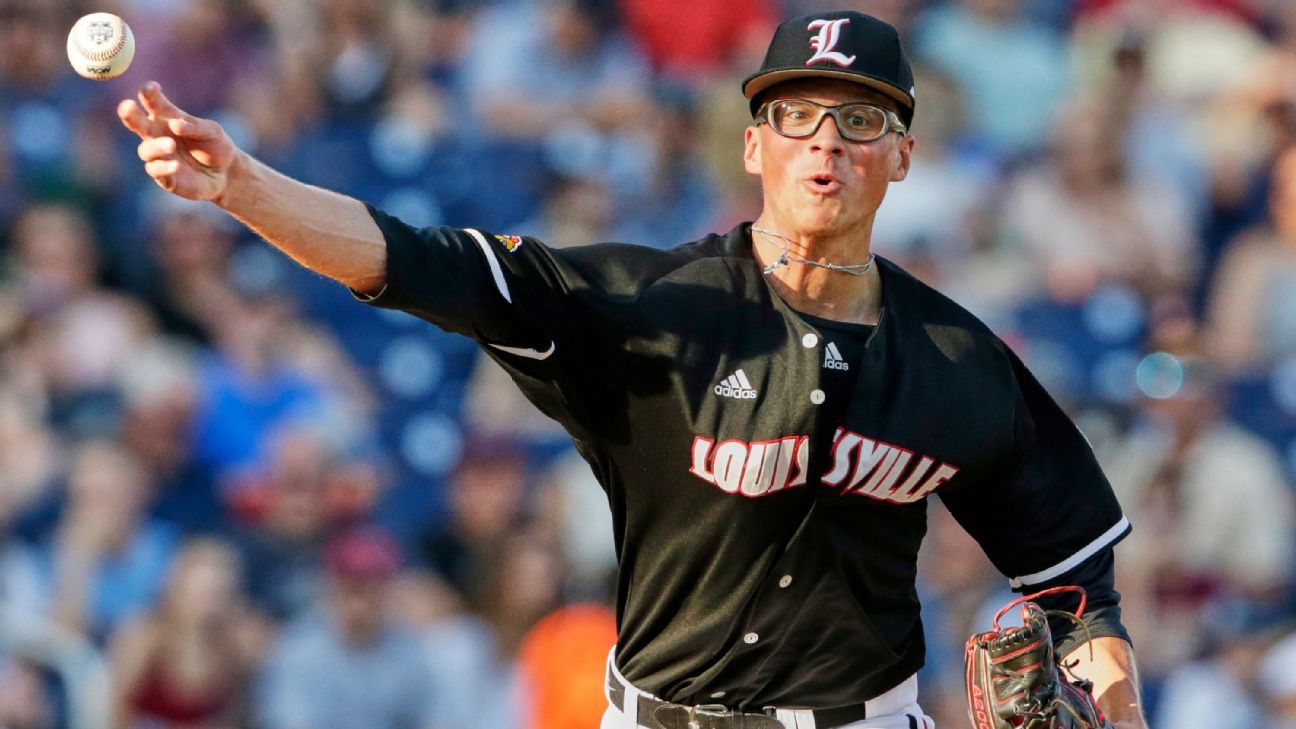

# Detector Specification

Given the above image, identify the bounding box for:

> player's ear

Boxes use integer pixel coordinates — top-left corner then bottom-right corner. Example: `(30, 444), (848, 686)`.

(890, 134), (915, 183)
(743, 125), (762, 176)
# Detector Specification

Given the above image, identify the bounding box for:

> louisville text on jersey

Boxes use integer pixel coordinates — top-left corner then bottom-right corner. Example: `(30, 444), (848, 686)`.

(689, 428), (958, 504)
(689, 435), (809, 497)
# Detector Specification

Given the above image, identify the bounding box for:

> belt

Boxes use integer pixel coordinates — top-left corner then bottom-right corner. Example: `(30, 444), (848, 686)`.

(605, 649), (917, 729)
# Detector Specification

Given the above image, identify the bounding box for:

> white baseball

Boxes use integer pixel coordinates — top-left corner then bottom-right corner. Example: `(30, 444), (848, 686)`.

(67, 13), (135, 81)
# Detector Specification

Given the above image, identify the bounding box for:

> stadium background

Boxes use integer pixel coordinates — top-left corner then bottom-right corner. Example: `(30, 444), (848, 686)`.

(1, 0), (1295, 727)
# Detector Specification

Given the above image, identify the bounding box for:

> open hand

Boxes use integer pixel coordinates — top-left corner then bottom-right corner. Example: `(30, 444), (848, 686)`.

(117, 81), (238, 202)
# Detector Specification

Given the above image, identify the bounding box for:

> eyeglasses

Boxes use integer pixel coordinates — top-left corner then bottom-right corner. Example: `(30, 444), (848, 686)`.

(755, 98), (908, 143)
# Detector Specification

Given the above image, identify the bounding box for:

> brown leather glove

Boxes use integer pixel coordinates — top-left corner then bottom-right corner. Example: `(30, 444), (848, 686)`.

(964, 586), (1114, 729)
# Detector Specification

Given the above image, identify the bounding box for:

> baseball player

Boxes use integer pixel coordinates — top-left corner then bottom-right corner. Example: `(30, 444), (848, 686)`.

(119, 10), (1148, 729)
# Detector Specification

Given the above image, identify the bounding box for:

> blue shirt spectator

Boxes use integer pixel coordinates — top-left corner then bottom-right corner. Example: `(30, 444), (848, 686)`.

(259, 616), (442, 729)
(258, 527), (444, 729)
(458, 0), (652, 141)
(914, 0), (1070, 159)
(38, 441), (179, 644)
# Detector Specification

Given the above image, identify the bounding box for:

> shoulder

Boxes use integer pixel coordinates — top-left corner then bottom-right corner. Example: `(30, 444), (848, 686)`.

(552, 225), (749, 298)
(879, 256), (1012, 367)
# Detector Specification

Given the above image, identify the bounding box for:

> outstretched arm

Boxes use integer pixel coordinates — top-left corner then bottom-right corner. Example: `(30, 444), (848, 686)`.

(1064, 637), (1148, 729)
(118, 81), (386, 294)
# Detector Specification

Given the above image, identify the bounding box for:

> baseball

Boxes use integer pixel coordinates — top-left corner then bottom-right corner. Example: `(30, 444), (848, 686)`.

(67, 12), (135, 81)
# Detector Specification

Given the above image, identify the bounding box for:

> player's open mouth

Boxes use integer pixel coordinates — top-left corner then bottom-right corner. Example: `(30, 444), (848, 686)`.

(804, 175), (843, 194)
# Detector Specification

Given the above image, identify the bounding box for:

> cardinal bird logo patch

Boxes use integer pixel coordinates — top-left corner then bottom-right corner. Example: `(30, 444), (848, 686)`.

(494, 234), (523, 253)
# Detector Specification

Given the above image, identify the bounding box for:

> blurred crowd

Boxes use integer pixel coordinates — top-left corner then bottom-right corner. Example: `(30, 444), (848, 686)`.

(1, 0), (1295, 727)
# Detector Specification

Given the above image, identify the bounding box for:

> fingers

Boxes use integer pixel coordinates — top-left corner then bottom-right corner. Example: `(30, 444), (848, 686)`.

(166, 116), (222, 142)
(117, 98), (151, 139)
(144, 159), (181, 180)
(138, 81), (190, 123)
(137, 136), (177, 162)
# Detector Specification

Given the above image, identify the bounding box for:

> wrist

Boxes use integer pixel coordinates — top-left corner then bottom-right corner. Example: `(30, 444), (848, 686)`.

(213, 149), (252, 210)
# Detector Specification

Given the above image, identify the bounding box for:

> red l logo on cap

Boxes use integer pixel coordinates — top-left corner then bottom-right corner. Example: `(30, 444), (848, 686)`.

(806, 18), (856, 67)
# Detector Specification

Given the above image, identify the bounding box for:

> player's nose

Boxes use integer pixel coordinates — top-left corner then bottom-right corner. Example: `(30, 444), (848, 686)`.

(806, 115), (847, 157)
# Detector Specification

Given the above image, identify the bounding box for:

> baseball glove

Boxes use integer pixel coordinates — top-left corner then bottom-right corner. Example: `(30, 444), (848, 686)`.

(964, 586), (1113, 729)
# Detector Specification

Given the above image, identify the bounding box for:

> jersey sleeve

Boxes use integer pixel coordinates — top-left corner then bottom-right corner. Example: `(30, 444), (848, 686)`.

(1029, 548), (1131, 658)
(354, 204), (619, 361)
(939, 345), (1131, 589)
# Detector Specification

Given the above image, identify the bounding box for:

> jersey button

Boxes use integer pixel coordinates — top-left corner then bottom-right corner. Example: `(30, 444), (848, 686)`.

(778, 575), (793, 588)
(810, 389), (825, 405)
(710, 691), (726, 699)
(743, 632), (759, 644)
(801, 333), (818, 348)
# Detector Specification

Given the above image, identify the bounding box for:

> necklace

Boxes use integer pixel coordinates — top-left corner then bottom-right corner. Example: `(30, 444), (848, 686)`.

(752, 226), (875, 276)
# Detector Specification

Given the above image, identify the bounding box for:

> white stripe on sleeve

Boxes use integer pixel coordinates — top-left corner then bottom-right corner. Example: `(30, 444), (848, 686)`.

(1008, 516), (1130, 588)
(464, 228), (511, 303)
(487, 341), (556, 361)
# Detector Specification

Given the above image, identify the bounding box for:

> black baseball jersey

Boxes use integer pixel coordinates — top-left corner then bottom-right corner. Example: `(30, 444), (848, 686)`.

(356, 209), (1131, 710)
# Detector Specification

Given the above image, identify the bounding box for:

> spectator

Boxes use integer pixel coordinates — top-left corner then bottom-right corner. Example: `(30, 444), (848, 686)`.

(0, 386), (60, 552)
(1154, 600), (1282, 729)
(0, 447), (46, 633)
(474, 532), (565, 666)
(315, 0), (402, 117)
(459, 0), (653, 141)
(1001, 97), (1199, 305)
(1104, 336), (1292, 596)
(258, 526), (444, 729)
(617, 0), (775, 82)
(7, 202), (116, 325)
(611, 86), (718, 250)
(9, 203), (156, 435)
(116, 340), (219, 535)
(1083, 30), (1211, 226)
(394, 571), (503, 729)
(535, 449), (616, 601)
(419, 434), (529, 600)
(1101, 331), (1292, 678)
(914, 0), (1071, 159)
(189, 291), (332, 475)
(1260, 626), (1296, 729)
(43, 439), (179, 643)
(1071, 0), (1275, 280)
(233, 425), (376, 621)
(108, 538), (266, 729)
(123, 0), (264, 117)
(0, 0), (67, 92)
(1206, 146), (1296, 374)
(137, 204), (237, 345)
(0, 658), (54, 729)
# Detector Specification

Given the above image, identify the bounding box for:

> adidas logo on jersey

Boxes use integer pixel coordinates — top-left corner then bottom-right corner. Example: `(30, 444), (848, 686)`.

(714, 369), (758, 399)
(823, 342), (849, 371)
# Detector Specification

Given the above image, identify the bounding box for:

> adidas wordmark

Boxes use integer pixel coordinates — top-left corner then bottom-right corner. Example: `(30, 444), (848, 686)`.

(824, 342), (849, 371)
(714, 369), (758, 399)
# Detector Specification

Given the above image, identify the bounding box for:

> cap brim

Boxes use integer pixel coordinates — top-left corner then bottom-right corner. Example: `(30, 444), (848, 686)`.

(743, 69), (914, 111)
